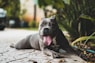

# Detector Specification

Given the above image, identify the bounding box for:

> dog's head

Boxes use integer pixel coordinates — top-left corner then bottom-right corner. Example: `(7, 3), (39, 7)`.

(39, 16), (59, 46)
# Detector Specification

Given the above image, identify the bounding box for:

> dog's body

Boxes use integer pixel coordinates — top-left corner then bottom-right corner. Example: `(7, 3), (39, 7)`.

(11, 16), (75, 57)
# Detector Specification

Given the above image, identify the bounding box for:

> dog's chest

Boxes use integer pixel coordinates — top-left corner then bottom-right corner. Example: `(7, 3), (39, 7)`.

(47, 37), (60, 51)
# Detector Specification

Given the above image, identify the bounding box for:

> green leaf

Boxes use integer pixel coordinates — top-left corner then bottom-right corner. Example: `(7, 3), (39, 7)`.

(71, 36), (95, 46)
(63, 0), (70, 5)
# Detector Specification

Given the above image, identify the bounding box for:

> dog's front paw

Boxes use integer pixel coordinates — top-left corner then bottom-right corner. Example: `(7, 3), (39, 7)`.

(52, 51), (66, 58)
(52, 52), (59, 58)
(43, 51), (59, 58)
(44, 51), (52, 56)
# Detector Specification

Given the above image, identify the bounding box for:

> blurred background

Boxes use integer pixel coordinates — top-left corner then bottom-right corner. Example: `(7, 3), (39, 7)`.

(0, 0), (44, 29)
(0, 0), (95, 62)
(0, 0), (57, 29)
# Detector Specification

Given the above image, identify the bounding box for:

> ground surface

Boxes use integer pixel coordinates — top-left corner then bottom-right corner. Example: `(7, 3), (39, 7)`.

(0, 28), (86, 63)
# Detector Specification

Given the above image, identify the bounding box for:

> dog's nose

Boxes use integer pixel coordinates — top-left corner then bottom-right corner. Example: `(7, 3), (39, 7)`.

(43, 28), (49, 35)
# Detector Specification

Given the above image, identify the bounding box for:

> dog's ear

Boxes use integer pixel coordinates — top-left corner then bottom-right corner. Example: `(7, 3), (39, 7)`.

(50, 15), (57, 22)
(50, 15), (56, 20)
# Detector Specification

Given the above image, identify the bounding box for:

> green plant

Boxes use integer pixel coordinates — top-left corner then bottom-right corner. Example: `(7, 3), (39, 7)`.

(71, 32), (95, 46)
(58, 0), (95, 41)
(71, 32), (95, 62)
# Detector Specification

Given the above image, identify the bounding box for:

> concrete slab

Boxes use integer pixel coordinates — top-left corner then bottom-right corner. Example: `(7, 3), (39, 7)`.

(0, 28), (86, 63)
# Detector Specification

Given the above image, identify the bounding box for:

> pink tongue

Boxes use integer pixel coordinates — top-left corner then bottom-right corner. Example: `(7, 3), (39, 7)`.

(43, 36), (52, 46)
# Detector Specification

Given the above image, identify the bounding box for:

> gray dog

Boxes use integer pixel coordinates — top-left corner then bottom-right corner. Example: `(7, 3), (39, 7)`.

(11, 16), (75, 58)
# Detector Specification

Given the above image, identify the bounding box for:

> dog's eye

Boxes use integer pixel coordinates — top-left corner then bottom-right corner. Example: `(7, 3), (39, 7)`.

(41, 23), (44, 26)
(41, 21), (47, 26)
(49, 22), (52, 26)
(49, 22), (55, 26)
(52, 23), (55, 25)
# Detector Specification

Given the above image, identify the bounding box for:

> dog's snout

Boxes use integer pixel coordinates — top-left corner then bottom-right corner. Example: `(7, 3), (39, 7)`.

(43, 28), (49, 35)
(44, 28), (49, 33)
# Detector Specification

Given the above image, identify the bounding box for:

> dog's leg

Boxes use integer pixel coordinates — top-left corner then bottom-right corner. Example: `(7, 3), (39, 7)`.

(10, 35), (32, 49)
(15, 39), (31, 49)
(39, 39), (64, 58)
(39, 39), (53, 57)
(43, 48), (67, 58)
(39, 39), (46, 54)
(43, 48), (53, 56)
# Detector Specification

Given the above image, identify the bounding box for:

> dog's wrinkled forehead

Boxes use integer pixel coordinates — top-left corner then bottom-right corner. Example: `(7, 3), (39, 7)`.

(39, 16), (55, 26)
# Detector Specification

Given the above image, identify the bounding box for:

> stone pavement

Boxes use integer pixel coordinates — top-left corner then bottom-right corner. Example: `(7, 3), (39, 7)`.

(0, 28), (86, 63)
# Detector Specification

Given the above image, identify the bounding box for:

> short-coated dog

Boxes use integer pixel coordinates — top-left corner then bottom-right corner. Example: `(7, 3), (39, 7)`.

(10, 16), (75, 58)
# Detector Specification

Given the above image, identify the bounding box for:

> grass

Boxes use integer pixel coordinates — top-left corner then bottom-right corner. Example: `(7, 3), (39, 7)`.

(15, 27), (38, 31)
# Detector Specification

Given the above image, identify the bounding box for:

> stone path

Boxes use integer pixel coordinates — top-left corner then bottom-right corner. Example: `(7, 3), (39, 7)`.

(0, 28), (86, 63)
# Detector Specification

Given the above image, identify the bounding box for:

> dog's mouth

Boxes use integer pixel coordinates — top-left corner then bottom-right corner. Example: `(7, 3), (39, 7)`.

(42, 35), (52, 46)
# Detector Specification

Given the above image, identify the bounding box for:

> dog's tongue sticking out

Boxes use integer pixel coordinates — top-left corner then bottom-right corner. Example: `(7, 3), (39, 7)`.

(43, 36), (52, 46)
